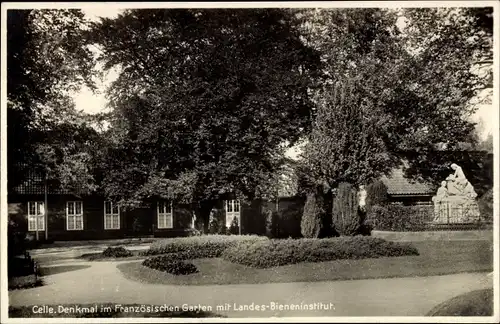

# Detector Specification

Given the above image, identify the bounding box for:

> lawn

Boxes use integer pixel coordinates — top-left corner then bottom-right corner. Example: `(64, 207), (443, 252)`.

(117, 240), (493, 285)
(426, 288), (493, 316)
(80, 252), (145, 262)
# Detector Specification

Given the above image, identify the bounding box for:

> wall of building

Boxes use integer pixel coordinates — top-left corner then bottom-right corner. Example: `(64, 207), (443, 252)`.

(8, 195), (194, 241)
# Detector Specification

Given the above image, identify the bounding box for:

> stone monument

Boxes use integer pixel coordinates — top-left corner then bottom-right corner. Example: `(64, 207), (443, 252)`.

(432, 163), (480, 224)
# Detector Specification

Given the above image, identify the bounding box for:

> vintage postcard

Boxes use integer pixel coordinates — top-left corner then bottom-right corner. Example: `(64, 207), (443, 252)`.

(1, 1), (498, 323)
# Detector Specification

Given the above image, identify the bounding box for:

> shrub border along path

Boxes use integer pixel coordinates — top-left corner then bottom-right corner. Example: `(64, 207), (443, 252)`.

(221, 236), (419, 268)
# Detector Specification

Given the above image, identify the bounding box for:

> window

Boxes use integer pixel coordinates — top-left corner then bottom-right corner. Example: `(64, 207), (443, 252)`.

(104, 201), (120, 230)
(157, 201), (173, 229)
(225, 200), (240, 228)
(67, 201), (83, 230)
(28, 201), (45, 231)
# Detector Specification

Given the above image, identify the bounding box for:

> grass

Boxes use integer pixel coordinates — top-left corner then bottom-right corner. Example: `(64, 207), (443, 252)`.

(426, 288), (493, 316)
(9, 303), (224, 318)
(39, 265), (91, 276)
(117, 240), (493, 285)
(36, 237), (160, 250)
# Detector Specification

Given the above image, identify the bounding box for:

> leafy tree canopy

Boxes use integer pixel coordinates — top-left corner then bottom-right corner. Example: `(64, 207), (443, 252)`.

(91, 9), (321, 230)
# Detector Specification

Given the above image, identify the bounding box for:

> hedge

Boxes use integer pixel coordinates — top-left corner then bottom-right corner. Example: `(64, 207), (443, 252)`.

(140, 234), (268, 257)
(366, 204), (432, 231)
(221, 236), (419, 268)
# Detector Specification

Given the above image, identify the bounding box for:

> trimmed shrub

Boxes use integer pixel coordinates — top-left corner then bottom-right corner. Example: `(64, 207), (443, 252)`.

(332, 182), (359, 236)
(300, 192), (324, 238)
(140, 235), (267, 257)
(366, 180), (389, 212)
(102, 246), (133, 258)
(221, 236), (419, 268)
(142, 258), (198, 275)
(367, 204), (432, 231)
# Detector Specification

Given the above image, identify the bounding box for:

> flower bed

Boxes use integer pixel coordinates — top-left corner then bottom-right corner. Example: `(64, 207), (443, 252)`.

(221, 236), (419, 268)
(102, 246), (133, 258)
(81, 246), (135, 261)
(142, 258), (198, 275)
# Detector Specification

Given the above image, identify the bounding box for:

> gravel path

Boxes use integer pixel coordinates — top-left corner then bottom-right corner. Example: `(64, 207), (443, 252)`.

(9, 259), (493, 318)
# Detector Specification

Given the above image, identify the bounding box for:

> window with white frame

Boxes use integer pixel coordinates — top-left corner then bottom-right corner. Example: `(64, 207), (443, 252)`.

(28, 201), (45, 231)
(67, 201), (83, 230)
(225, 199), (240, 228)
(157, 201), (173, 229)
(104, 201), (120, 230)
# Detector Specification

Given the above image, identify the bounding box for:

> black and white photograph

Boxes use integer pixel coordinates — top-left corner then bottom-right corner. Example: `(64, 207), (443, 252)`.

(1, 1), (498, 322)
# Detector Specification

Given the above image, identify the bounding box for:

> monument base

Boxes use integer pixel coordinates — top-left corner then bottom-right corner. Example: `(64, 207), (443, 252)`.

(433, 196), (480, 224)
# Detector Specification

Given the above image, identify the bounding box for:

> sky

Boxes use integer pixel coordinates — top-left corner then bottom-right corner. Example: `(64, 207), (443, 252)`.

(73, 8), (495, 144)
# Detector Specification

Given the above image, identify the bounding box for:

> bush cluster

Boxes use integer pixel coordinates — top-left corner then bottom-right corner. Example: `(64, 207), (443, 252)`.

(478, 189), (493, 222)
(221, 236), (419, 268)
(142, 258), (198, 275)
(102, 246), (133, 258)
(140, 235), (267, 257)
(366, 204), (432, 231)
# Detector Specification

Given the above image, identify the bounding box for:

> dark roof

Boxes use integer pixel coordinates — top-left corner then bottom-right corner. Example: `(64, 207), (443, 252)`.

(381, 168), (435, 196)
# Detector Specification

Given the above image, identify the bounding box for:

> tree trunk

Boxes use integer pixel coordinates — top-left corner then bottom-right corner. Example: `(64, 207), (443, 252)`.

(44, 175), (48, 241)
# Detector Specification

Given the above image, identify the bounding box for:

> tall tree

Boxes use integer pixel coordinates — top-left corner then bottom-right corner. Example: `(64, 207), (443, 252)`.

(394, 7), (493, 182)
(299, 7), (493, 189)
(299, 8), (405, 190)
(92, 9), (320, 231)
(7, 9), (98, 192)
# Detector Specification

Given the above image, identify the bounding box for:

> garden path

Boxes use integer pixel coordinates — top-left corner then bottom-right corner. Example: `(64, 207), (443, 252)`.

(9, 259), (493, 318)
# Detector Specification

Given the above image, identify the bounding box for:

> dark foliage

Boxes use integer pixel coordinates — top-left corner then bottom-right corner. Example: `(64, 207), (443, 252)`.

(8, 276), (44, 291)
(228, 216), (240, 235)
(478, 189), (493, 223)
(208, 209), (226, 234)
